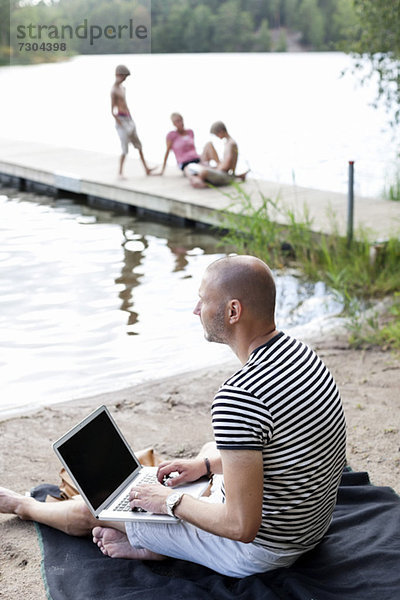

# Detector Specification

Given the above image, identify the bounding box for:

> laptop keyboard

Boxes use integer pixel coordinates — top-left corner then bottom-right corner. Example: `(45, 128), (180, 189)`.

(114, 471), (158, 512)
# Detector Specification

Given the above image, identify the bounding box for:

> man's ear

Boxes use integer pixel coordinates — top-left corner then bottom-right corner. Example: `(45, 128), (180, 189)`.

(228, 299), (242, 324)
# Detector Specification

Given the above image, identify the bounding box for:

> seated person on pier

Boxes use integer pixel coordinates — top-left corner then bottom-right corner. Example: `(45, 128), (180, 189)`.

(159, 113), (201, 175)
(185, 121), (248, 188)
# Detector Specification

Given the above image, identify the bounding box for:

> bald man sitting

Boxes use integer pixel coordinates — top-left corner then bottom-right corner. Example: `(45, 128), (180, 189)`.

(0, 256), (346, 578)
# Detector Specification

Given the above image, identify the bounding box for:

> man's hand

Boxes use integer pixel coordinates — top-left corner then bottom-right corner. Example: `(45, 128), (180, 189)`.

(157, 457), (206, 487)
(129, 483), (171, 514)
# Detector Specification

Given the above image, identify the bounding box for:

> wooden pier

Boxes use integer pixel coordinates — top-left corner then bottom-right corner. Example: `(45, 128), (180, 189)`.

(0, 139), (399, 240)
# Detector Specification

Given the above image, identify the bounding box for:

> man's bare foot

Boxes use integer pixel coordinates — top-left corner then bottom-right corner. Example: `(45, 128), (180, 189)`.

(236, 169), (250, 182)
(145, 166), (158, 176)
(189, 175), (207, 189)
(0, 487), (28, 518)
(92, 526), (165, 561)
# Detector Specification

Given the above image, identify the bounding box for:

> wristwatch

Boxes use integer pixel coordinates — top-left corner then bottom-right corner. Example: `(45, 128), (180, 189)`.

(165, 491), (184, 517)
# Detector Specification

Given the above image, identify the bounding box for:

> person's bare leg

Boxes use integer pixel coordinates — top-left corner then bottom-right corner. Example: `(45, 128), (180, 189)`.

(92, 526), (166, 561)
(200, 141), (219, 165)
(138, 149), (157, 176)
(187, 173), (208, 189)
(92, 444), (220, 561)
(119, 154), (127, 178)
(0, 487), (97, 536)
(183, 165), (208, 189)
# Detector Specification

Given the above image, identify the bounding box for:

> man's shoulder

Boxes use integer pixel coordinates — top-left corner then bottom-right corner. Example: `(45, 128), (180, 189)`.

(226, 136), (238, 149)
(218, 333), (301, 389)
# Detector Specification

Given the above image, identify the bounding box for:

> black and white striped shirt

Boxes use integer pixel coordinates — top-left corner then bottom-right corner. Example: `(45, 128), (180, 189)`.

(212, 332), (346, 551)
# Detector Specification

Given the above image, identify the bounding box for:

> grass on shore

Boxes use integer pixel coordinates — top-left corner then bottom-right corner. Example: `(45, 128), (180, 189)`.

(384, 168), (400, 202)
(216, 186), (400, 351)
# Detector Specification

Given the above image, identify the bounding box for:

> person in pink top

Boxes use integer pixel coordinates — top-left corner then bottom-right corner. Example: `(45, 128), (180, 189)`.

(160, 114), (248, 188)
(160, 113), (201, 175)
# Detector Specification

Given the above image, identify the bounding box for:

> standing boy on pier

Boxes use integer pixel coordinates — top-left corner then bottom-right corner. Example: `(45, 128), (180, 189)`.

(111, 64), (155, 178)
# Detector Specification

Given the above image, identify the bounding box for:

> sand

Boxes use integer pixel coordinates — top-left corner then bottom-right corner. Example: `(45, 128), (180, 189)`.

(0, 332), (399, 599)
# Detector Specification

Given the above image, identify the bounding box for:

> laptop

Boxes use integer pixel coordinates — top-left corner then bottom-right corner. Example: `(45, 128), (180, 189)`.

(53, 405), (209, 523)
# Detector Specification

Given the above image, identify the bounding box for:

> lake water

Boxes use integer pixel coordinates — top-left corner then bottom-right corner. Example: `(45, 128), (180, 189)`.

(0, 185), (342, 418)
(0, 52), (398, 196)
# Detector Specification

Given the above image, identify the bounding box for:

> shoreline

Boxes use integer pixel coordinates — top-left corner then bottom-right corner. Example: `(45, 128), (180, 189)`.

(0, 331), (399, 599)
(0, 315), (346, 423)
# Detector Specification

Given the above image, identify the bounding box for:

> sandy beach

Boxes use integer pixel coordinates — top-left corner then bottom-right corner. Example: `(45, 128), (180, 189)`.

(0, 331), (399, 599)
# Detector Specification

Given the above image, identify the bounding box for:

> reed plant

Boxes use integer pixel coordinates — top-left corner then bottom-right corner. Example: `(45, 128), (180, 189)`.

(216, 187), (400, 350)
(384, 169), (400, 202)
(347, 294), (400, 350)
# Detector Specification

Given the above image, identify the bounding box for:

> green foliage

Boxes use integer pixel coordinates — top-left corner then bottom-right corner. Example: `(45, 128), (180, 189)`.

(3, 0), (362, 64)
(384, 167), (400, 202)
(254, 19), (272, 52)
(7, 0), (151, 63)
(330, 0), (358, 47)
(151, 0), (359, 53)
(183, 5), (215, 53)
(212, 0), (255, 52)
(275, 29), (288, 52)
(0, 0), (12, 64)
(282, 0), (300, 29)
(298, 0), (325, 48)
(217, 188), (400, 349)
(344, 0), (400, 124)
(348, 294), (400, 351)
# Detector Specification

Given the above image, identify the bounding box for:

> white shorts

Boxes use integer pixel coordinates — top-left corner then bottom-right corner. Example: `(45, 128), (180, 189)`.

(116, 116), (142, 155)
(125, 476), (304, 578)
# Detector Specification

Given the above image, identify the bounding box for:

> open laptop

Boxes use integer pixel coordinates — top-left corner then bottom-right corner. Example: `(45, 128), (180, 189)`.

(53, 405), (209, 523)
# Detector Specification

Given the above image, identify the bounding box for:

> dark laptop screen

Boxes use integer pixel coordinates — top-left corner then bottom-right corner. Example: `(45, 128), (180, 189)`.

(56, 409), (140, 510)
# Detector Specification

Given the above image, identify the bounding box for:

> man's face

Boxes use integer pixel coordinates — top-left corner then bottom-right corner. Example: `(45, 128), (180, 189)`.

(193, 273), (227, 344)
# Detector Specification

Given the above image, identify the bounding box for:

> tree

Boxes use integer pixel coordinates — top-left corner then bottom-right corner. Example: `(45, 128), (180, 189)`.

(282, 0), (299, 29)
(254, 18), (272, 52)
(349, 0), (400, 124)
(330, 0), (358, 47)
(152, 0), (191, 52)
(183, 5), (215, 52)
(298, 0), (325, 49)
(213, 0), (254, 52)
(1, 0), (20, 64)
(318, 0), (337, 45)
(264, 0), (281, 29)
(244, 0), (269, 28)
(275, 28), (287, 52)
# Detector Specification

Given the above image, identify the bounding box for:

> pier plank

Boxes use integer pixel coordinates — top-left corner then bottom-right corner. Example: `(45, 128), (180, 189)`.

(0, 139), (398, 240)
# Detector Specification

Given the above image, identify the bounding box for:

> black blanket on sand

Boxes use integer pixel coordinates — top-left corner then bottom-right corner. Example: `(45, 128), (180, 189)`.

(32, 471), (400, 600)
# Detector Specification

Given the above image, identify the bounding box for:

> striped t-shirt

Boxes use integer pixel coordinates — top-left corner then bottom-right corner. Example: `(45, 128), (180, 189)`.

(212, 331), (346, 551)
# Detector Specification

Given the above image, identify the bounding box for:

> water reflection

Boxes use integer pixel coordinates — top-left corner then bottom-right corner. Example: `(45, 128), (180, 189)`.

(0, 186), (343, 418)
(118, 226), (147, 331)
